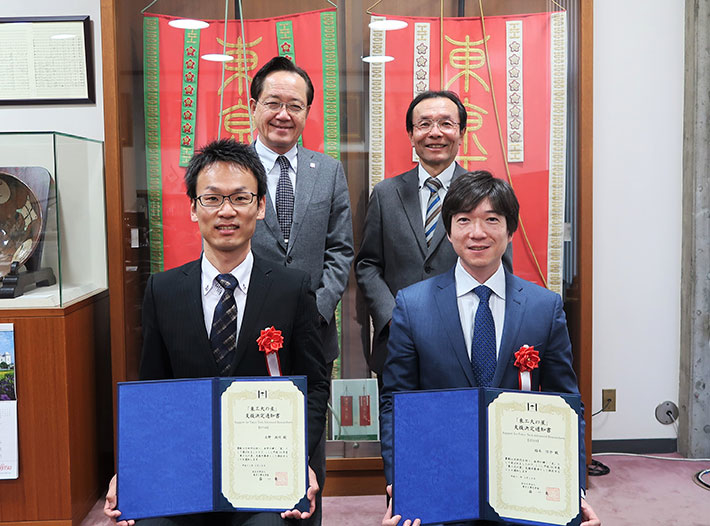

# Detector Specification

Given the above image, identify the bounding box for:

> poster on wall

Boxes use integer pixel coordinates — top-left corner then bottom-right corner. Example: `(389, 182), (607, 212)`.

(0, 323), (18, 479)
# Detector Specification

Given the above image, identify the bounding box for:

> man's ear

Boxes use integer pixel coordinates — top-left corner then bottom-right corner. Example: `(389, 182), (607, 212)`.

(190, 199), (198, 222)
(256, 195), (266, 220)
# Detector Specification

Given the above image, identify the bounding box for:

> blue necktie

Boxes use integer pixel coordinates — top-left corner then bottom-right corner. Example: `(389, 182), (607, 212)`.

(210, 274), (238, 375)
(471, 285), (496, 387)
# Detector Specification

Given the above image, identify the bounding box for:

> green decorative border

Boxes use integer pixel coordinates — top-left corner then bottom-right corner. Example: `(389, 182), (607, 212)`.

(179, 29), (200, 167)
(143, 16), (163, 273)
(320, 11), (342, 371)
(275, 20), (295, 60)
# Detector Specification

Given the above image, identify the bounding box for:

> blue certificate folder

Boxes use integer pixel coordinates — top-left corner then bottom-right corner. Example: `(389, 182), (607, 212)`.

(393, 388), (581, 526)
(117, 376), (309, 520)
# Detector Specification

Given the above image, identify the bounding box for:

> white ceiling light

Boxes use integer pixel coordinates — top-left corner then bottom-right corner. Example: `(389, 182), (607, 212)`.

(368, 20), (408, 31)
(362, 55), (394, 63)
(168, 19), (209, 30)
(201, 54), (234, 62)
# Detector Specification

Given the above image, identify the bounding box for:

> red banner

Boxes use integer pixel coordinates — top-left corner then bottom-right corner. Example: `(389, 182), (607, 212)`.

(144, 9), (339, 271)
(368, 11), (567, 291)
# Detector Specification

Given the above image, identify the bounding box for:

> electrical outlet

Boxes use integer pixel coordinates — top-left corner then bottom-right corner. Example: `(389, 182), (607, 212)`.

(602, 389), (616, 412)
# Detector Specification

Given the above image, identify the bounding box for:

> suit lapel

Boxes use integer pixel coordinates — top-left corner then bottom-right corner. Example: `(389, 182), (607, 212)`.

(230, 257), (272, 373)
(183, 259), (220, 376)
(263, 190), (287, 251)
(396, 168), (427, 257)
(426, 163), (467, 259)
(493, 271), (526, 386)
(289, 146), (318, 252)
(434, 269), (475, 386)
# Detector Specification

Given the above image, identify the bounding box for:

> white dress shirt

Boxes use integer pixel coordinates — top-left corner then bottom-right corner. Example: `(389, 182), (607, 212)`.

(255, 137), (298, 210)
(417, 161), (456, 227)
(455, 260), (506, 359)
(201, 251), (253, 339)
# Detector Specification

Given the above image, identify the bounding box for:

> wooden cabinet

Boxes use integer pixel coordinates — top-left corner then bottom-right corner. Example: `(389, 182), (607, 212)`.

(0, 293), (111, 526)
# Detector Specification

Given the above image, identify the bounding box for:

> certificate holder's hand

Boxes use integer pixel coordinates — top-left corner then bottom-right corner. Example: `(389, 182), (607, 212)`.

(382, 485), (421, 526)
(281, 466), (318, 520)
(580, 498), (601, 526)
(103, 474), (136, 526)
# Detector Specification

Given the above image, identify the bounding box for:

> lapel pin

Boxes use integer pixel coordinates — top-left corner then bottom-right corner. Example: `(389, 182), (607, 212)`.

(310, 162), (316, 168)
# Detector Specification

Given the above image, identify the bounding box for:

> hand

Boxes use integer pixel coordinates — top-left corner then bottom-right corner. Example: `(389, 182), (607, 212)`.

(103, 474), (135, 526)
(580, 498), (601, 526)
(382, 485), (420, 526)
(281, 466), (318, 520)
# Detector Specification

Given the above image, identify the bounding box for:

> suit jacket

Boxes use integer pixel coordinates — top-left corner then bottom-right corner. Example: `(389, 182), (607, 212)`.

(252, 145), (354, 364)
(379, 267), (585, 490)
(139, 255), (329, 456)
(355, 164), (512, 374)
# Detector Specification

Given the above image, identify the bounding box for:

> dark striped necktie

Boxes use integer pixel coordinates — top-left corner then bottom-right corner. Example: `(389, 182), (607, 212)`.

(210, 273), (238, 375)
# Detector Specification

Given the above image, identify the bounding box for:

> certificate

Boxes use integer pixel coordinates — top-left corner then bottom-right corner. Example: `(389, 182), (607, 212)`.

(392, 388), (581, 526)
(117, 376), (309, 521)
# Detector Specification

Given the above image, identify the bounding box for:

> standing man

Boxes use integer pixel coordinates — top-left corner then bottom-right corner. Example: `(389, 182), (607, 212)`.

(380, 172), (600, 526)
(355, 91), (511, 376)
(104, 140), (329, 526)
(249, 56), (354, 525)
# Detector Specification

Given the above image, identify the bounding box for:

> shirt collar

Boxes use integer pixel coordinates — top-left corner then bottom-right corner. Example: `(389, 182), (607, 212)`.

(455, 259), (507, 300)
(417, 161), (456, 190)
(255, 137), (298, 173)
(201, 251), (253, 296)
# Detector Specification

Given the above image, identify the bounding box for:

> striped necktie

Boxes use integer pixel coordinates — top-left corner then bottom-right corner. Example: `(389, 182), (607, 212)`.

(276, 155), (294, 242)
(210, 273), (238, 375)
(424, 177), (443, 246)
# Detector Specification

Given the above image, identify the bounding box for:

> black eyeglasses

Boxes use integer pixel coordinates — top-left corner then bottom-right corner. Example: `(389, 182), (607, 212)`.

(195, 192), (258, 208)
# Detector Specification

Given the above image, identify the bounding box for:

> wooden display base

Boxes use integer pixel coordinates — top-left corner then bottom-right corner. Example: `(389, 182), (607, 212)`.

(324, 457), (386, 497)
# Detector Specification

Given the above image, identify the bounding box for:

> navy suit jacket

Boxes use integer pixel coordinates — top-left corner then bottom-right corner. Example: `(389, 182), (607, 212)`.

(380, 266), (585, 489)
(139, 255), (329, 456)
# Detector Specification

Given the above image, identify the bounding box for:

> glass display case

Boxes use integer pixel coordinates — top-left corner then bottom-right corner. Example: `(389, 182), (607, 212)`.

(0, 132), (107, 307)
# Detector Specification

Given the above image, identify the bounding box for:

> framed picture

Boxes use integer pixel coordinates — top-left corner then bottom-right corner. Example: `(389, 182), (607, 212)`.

(330, 378), (379, 441)
(0, 16), (95, 105)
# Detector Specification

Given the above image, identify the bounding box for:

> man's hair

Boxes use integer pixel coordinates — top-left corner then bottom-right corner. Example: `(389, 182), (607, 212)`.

(442, 171), (520, 236)
(184, 139), (267, 200)
(405, 90), (467, 133)
(250, 56), (315, 106)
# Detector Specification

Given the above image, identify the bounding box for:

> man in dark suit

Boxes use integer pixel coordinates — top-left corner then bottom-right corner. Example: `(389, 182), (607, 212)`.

(248, 57), (353, 525)
(355, 91), (511, 376)
(105, 139), (329, 526)
(380, 172), (600, 526)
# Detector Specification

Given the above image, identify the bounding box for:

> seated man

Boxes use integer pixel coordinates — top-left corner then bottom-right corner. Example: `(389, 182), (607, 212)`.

(379, 171), (600, 526)
(104, 139), (329, 526)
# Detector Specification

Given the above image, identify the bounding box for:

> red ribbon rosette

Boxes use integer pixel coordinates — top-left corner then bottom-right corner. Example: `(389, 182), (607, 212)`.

(257, 326), (283, 376)
(513, 345), (540, 390)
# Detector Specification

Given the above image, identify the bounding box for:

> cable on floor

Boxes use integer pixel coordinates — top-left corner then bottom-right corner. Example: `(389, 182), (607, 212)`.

(694, 469), (710, 490)
(587, 459), (610, 476)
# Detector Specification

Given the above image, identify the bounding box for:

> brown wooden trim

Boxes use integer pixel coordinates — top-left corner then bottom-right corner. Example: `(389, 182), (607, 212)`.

(100, 0), (127, 461)
(325, 457), (386, 497)
(578, 0), (594, 469)
(0, 290), (108, 318)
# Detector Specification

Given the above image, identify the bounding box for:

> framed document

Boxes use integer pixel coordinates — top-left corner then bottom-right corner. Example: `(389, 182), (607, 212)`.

(393, 388), (582, 526)
(0, 16), (95, 104)
(116, 376), (309, 521)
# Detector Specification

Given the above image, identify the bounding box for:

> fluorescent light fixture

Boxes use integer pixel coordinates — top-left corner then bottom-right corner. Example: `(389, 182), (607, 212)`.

(51, 34), (76, 40)
(168, 19), (209, 30)
(362, 55), (394, 63)
(201, 53), (234, 62)
(369, 19), (408, 31)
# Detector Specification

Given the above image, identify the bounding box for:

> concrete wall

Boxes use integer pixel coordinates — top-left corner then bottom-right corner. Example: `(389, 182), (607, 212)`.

(593, 1), (685, 441)
(0, 0), (104, 140)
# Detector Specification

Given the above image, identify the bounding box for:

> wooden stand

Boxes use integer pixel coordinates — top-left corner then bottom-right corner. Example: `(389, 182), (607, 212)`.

(0, 292), (111, 526)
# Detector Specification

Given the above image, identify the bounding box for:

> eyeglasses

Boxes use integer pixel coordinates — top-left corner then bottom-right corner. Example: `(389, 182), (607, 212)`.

(195, 192), (258, 208)
(256, 99), (307, 115)
(413, 119), (461, 133)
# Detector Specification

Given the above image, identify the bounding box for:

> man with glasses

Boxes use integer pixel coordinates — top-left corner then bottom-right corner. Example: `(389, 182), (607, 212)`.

(356, 91), (512, 377)
(104, 139), (329, 526)
(248, 56), (353, 526)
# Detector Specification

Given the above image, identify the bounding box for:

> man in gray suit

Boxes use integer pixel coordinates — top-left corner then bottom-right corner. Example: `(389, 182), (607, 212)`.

(248, 56), (354, 526)
(356, 91), (512, 376)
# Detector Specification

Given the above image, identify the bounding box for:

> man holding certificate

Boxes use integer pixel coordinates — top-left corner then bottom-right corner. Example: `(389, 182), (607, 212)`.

(380, 172), (600, 526)
(105, 139), (329, 526)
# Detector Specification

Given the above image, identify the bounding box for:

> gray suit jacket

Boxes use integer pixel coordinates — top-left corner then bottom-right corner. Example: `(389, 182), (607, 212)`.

(252, 144), (354, 364)
(355, 164), (512, 374)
